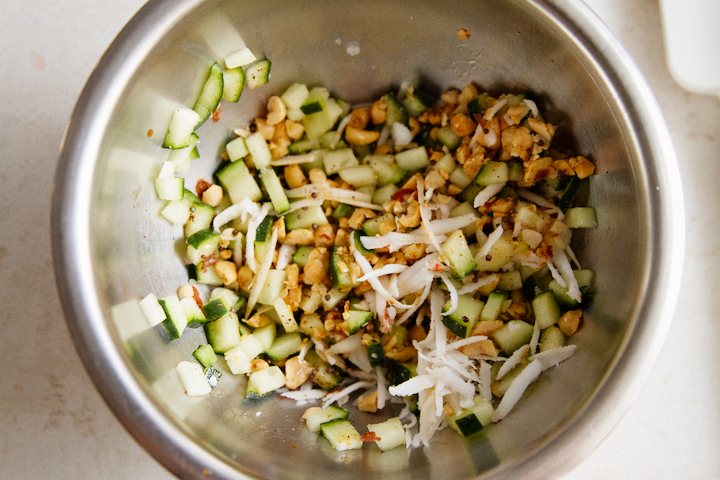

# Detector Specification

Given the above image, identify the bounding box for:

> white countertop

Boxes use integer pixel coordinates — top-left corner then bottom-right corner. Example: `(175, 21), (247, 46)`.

(1, 0), (718, 478)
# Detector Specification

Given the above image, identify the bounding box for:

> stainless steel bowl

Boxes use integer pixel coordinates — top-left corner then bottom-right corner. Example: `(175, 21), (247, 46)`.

(52, 0), (685, 478)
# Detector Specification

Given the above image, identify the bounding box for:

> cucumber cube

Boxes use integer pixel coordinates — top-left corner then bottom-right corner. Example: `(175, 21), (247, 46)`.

(321, 419), (362, 451)
(192, 344), (217, 368)
(303, 406), (349, 433)
(366, 417), (406, 451)
(176, 361), (211, 397)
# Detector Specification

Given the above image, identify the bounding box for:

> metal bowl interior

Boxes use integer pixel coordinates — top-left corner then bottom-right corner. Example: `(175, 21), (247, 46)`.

(52, 0), (684, 479)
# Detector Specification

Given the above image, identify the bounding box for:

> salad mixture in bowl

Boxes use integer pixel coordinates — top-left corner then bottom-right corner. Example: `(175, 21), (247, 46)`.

(140, 51), (598, 453)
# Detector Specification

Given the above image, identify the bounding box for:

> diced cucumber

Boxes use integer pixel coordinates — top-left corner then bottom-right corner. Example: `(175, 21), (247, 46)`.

(193, 62), (224, 129)
(188, 262), (224, 286)
(372, 184), (399, 206)
(202, 297), (229, 322)
(302, 87), (329, 112)
(265, 332), (303, 362)
(367, 156), (407, 186)
(564, 207), (598, 229)
(210, 286), (241, 310)
(176, 361), (212, 397)
(401, 86), (435, 118)
(480, 291), (508, 322)
(158, 295), (188, 340)
(433, 153), (458, 175)
(139, 293), (166, 327)
(466, 94), (489, 115)
(304, 348), (345, 390)
(259, 168), (290, 213)
(246, 366), (286, 397)
(558, 176), (581, 213)
(449, 202), (481, 239)
(304, 406), (349, 433)
(321, 287), (350, 311)
(257, 269), (287, 305)
(386, 360), (417, 386)
(366, 417), (406, 451)
(436, 125), (462, 150)
(332, 203), (354, 222)
(224, 344), (252, 375)
(345, 310), (374, 335)
(252, 322), (277, 350)
(350, 230), (374, 254)
(186, 228), (220, 265)
(301, 101), (323, 115)
(532, 291), (562, 329)
(163, 108), (201, 149)
(496, 270), (523, 291)
(460, 183), (483, 203)
(491, 319), (534, 354)
(281, 83), (310, 110)
(507, 159), (524, 182)
(221, 66), (245, 102)
(154, 176), (184, 201)
(442, 294), (485, 338)
(361, 212), (394, 236)
(475, 232), (529, 272)
(245, 132), (272, 170)
(224, 47), (256, 68)
(246, 59), (271, 89)
(338, 165), (376, 188)
(288, 137), (320, 154)
(367, 342), (386, 367)
(180, 296), (207, 328)
(284, 205), (328, 230)
(441, 230), (477, 279)
(474, 161), (509, 187)
(226, 136), (249, 162)
(299, 311), (324, 335)
(292, 245), (314, 268)
(204, 312), (242, 353)
(304, 98), (343, 139)
(448, 394), (495, 437)
(549, 269), (593, 306)
(321, 419), (362, 451)
(253, 215), (274, 264)
(216, 160), (263, 203)
(395, 146), (430, 171)
(192, 344), (217, 368)
(272, 297), (299, 333)
(185, 201), (215, 238)
(382, 92), (408, 126)
(539, 325), (567, 352)
(161, 196), (193, 225)
(323, 148), (358, 175)
(330, 247), (356, 291)
(493, 362), (528, 397)
(167, 133), (199, 173)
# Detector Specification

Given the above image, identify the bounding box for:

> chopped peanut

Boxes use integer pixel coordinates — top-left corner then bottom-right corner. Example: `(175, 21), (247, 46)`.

(345, 126), (380, 146)
(308, 168), (327, 184)
(570, 156), (595, 179)
(285, 229), (315, 245)
(558, 309), (582, 336)
(459, 339), (499, 357)
(285, 119), (305, 140)
(357, 391), (378, 413)
(284, 164), (308, 189)
(314, 224), (335, 247)
(236, 266), (254, 293)
(370, 98), (387, 124)
(252, 117), (275, 141)
(284, 356), (314, 389)
(348, 108), (371, 130)
(201, 184), (223, 207)
(214, 260), (237, 286)
(303, 247), (328, 285)
(266, 96), (287, 125)
(348, 208), (376, 230)
(450, 113), (478, 137)
(250, 358), (270, 373)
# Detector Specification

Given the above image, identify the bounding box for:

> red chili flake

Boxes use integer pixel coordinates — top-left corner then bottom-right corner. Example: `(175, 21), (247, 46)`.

(211, 108), (222, 122)
(196, 178), (212, 198)
(361, 432), (381, 442)
(146, 129), (154, 137)
(192, 286), (203, 309)
(391, 188), (414, 202)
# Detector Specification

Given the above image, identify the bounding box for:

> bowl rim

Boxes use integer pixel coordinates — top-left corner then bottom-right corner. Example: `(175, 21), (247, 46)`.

(52, 0), (685, 478)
